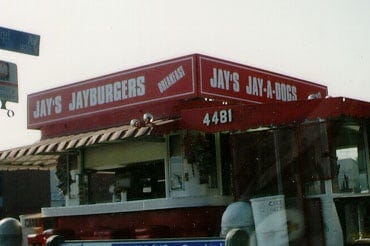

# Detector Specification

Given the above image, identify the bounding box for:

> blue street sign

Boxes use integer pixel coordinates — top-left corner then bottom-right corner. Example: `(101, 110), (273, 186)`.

(0, 26), (40, 56)
(62, 238), (225, 246)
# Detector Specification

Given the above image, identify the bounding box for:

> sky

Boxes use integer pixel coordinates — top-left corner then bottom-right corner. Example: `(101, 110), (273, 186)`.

(0, 0), (369, 150)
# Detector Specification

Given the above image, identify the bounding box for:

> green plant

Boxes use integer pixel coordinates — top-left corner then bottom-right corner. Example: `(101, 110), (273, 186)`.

(184, 133), (214, 183)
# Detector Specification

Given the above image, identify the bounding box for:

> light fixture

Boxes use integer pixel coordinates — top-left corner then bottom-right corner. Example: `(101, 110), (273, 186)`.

(143, 113), (154, 124)
(130, 119), (140, 127)
(130, 113), (154, 128)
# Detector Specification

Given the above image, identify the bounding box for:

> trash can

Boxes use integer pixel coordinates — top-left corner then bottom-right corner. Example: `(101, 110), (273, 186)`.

(0, 217), (22, 246)
(220, 201), (255, 236)
(19, 213), (42, 246)
(226, 228), (250, 246)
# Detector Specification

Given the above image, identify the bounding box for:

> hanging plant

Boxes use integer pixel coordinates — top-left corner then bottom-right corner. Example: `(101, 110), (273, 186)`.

(55, 155), (76, 196)
(184, 133), (214, 183)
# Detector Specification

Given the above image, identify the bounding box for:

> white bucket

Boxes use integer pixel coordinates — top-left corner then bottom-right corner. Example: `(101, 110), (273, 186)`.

(320, 196), (344, 245)
(250, 195), (289, 246)
(19, 213), (43, 246)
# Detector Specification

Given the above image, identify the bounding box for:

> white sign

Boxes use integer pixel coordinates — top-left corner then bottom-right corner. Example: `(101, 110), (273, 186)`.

(0, 60), (18, 102)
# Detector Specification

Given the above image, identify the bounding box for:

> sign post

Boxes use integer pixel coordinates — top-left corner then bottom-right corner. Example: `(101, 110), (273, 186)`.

(0, 26), (40, 56)
(0, 60), (18, 117)
(0, 26), (40, 117)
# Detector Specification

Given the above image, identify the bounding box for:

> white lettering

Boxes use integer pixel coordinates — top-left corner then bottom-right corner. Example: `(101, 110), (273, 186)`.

(33, 100), (40, 118)
(137, 76), (145, 96)
(232, 72), (240, 92)
(122, 80), (128, 99)
(257, 78), (263, 96)
(105, 84), (113, 103)
(210, 68), (240, 92)
(34, 96), (62, 118)
(69, 92), (76, 111)
(246, 76), (263, 96)
(274, 82), (297, 101)
(46, 98), (53, 116)
(68, 76), (146, 111)
(128, 78), (137, 97)
(75, 91), (83, 109)
(55, 96), (62, 114)
(266, 80), (273, 99)
(113, 82), (121, 101)
(157, 66), (185, 93)
(90, 88), (97, 106)
(292, 86), (297, 100)
(275, 82), (281, 100)
(203, 109), (233, 126)
(210, 68), (217, 88)
(97, 86), (105, 105)
(82, 89), (89, 107)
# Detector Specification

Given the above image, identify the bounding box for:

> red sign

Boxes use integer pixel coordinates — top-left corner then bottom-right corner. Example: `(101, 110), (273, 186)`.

(28, 56), (196, 128)
(28, 54), (329, 130)
(198, 55), (327, 103)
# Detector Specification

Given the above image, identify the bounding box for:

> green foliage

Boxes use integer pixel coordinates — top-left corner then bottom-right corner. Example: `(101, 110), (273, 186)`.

(184, 133), (214, 183)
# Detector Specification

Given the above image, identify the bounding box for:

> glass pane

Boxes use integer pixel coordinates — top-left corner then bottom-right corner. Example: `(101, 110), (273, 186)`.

(230, 131), (278, 199)
(300, 123), (330, 195)
(88, 159), (166, 204)
(331, 120), (369, 194)
(337, 147), (360, 192)
(278, 127), (300, 197)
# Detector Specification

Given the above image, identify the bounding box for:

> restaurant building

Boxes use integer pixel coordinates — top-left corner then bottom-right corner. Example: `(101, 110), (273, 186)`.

(0, 54), (369, 245)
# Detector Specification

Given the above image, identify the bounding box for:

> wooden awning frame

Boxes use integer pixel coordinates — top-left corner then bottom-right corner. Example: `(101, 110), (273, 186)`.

(0, 119), (179, 170)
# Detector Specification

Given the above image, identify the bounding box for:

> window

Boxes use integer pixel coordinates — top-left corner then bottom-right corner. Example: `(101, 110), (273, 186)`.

(332, 120), (370, 244)
(126, 160), (165, 201)
(89, 159), (166, 204)
(231, 130), (278, 199)
(300, 123), (331, 195)
(330, 120), (369, 194)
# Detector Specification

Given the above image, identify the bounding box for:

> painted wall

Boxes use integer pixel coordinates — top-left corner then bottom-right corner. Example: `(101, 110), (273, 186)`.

(1, 170), (50, 218)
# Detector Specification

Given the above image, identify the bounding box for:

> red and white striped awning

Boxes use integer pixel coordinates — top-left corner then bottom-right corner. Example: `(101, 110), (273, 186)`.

(0, 119), (179, 170)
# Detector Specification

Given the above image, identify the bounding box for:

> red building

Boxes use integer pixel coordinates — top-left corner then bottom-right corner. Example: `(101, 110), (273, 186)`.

(0, 54), (369, 245)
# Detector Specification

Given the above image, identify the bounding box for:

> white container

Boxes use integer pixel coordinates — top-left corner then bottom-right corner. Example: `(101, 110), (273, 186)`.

(19, 213), (43, 246)
(320, 196), (344, 245)
(220, 201), (257, 245)
(250, 195), (289, 246)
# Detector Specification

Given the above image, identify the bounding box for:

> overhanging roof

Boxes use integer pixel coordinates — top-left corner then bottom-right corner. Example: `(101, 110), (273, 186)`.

(1, 97), (369, 171)
(181, 97), (370, 133)
(0, 119), (179, 171)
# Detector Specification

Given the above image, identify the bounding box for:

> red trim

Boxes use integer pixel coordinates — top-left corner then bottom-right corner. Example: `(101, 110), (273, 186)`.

(180, 97), (370, 133)
(51, 206), (226, 240)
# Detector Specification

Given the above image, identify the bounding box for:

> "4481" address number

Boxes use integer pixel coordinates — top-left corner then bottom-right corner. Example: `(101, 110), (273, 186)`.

(203, 109), (232, 126)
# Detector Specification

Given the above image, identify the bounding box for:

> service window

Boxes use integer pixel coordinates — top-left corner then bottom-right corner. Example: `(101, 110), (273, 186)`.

(89, 159), (166, 204)
(125, 160), (166, 201)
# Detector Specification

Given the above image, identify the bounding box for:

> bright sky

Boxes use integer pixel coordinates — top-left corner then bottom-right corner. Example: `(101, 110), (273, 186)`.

(0, 0), (369, 150)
